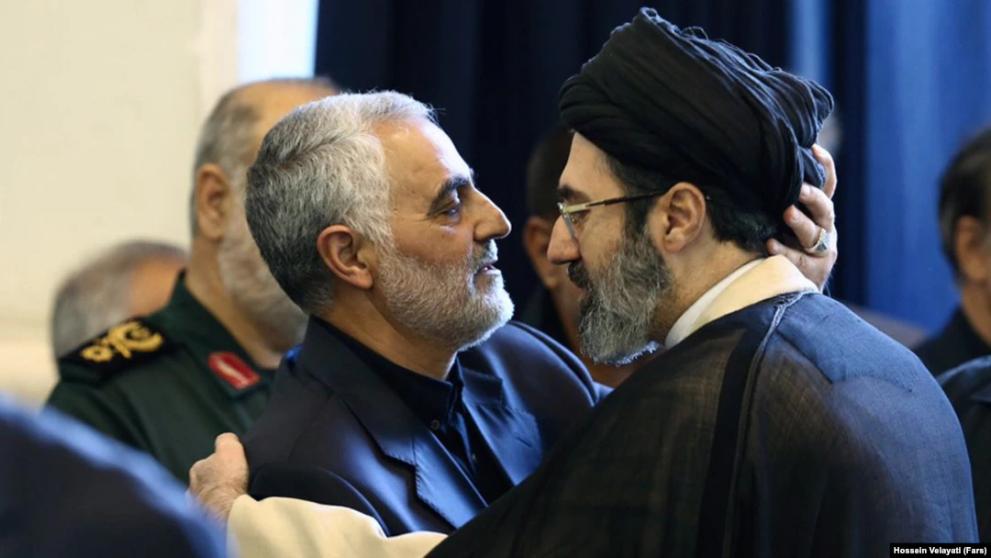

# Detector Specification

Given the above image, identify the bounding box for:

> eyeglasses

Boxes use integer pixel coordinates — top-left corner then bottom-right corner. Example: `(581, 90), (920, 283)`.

(556, 191), (667, 240)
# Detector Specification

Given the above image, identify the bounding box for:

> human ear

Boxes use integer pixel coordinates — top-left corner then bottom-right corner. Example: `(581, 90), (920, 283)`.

(193, 163), (235, 241)
(316, 225), (374, 290)
(649, 182), (707, 254)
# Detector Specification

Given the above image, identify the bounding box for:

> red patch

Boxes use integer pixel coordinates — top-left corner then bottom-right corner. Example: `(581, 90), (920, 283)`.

(208, 352), (261, 391)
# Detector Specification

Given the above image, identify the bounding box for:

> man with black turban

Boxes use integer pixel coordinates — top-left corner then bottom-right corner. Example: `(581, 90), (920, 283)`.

(425, 8), (977, 556)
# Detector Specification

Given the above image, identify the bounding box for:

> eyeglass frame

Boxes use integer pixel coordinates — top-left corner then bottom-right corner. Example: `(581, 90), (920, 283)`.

(556, 190), (668, 240)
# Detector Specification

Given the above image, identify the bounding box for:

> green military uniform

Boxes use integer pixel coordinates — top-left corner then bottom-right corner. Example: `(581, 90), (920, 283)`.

(47, 275), (275, 483)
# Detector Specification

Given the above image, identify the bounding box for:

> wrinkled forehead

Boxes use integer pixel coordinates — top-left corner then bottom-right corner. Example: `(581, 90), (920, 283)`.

(558, 132), (625, 203)
(376, 118), (472, 207)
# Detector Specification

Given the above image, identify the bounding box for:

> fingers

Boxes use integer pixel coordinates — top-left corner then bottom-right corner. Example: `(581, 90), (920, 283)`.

(214, 432), (244, 457)
(812, 144), (837, 199)
(768, 230), (838, 291)
(187, 433), (249, 523)
(797, 184), (835, 231)
(767, 238), (809, 270)
(783, 203), (823, 251)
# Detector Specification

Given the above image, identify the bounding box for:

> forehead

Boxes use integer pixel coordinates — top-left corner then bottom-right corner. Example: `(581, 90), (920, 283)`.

(376, 118), (471, 203)
(559, 132), (625, 201)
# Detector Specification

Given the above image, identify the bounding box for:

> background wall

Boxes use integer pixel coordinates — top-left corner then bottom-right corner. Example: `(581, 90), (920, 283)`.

(0, 0), (316, 405)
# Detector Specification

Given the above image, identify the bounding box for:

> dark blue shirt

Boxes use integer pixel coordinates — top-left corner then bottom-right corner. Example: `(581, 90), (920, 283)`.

(322, 320), (511, 503)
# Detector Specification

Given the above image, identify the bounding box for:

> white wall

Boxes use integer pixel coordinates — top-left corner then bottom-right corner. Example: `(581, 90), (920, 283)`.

(0, 1), (317, 406)
(0, 1), (235, 405)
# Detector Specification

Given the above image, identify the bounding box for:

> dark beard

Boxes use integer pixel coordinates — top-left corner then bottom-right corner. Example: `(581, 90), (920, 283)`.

(575, 231), (670, 365)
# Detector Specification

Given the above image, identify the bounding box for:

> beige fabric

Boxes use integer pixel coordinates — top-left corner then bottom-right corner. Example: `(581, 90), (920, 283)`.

(665, 258), (763, 348)
(227, 496), (445, 558)
(684, 255), (817, 342)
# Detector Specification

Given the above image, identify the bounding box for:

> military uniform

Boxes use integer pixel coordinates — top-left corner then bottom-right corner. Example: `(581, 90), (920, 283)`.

(47, 274), (274, 483)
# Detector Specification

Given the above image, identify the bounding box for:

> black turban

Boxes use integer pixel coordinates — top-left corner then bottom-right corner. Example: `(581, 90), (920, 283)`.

(560, 8), (833, 221)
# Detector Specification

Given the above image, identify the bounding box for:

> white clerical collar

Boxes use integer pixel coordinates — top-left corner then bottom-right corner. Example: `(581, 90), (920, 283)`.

(665, 259), (764, 349)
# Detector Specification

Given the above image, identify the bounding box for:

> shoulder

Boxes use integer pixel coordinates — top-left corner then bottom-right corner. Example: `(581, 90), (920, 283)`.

(757, 296), (965, 452)
(460, 321), (601, 411)
(467, 321), (593, 385)
(243, 354), (342, 468)
(473, 321), (581, 365)
(55, 317), (177, 385)
(940, 356), (991, 412)
(772, 294), (928, 388)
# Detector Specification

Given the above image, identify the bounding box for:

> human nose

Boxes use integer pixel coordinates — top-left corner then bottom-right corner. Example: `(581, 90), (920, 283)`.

(474, 192), (511, 241)
(547, 216), (580, 265)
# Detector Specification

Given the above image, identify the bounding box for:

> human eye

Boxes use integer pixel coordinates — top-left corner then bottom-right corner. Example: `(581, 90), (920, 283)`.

(444, 202), (462, 217)
(441, 194), (463, 219)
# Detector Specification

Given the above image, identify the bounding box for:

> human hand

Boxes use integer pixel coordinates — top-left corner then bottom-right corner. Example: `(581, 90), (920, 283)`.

(188, 433), (249, 523)
(768, 144), (838, 290)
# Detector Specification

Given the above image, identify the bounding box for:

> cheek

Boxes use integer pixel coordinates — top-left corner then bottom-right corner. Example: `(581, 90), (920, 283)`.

(394, 224), (475, 265)
(581, 224), (623, 273)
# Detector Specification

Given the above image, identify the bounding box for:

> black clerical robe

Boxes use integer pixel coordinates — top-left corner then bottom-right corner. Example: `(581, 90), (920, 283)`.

(429, 290), (977, 557)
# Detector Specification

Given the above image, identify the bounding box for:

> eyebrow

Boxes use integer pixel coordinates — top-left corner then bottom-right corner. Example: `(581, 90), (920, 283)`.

(557, 184), (588, 204)
(427, 171), (474, 215)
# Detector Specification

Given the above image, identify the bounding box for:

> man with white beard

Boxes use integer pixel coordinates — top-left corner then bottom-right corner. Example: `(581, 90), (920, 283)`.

(47, 78), (335, 482)
(239, 91), (603, 536)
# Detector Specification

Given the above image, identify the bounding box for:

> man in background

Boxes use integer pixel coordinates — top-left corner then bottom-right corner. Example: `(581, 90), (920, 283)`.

(51, 239), (187, 357)
(916, 128), (991, 374)
(47, 78), (336, 482)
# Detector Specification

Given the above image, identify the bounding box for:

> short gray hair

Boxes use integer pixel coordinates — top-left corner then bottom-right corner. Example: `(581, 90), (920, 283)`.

(189, 77), (337, 234)
(246, 91), (435, 314)
(50, 240), (187, 357)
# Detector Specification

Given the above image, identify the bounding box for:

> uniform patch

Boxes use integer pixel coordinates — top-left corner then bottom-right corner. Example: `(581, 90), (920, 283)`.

(207, 352), (261, 391)
(64, 320), (170, 376)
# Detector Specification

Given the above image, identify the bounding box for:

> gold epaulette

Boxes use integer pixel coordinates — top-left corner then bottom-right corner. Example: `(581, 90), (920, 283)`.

(61, 319), (172, 377)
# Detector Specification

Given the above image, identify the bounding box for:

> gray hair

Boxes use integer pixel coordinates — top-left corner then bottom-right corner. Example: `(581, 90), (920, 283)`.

(189, 77), (337, 234)
(50, 240), (187, 357)
(246, 91), (435, 314)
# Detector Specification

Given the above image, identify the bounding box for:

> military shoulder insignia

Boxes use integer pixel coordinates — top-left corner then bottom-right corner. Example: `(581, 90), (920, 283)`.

(61, 319), (172, 378)
(208, 352), (262, 392)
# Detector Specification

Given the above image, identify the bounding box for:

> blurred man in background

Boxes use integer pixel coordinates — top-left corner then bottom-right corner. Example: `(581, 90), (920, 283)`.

(916, 128), (991, 374)
(1, 397), (225, 557)
(47, 78), (336, 482)
(51, 240), (187, 357)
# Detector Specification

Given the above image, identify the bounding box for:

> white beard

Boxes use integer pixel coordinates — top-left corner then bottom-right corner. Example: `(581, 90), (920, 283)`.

(377, 240), (514, 352)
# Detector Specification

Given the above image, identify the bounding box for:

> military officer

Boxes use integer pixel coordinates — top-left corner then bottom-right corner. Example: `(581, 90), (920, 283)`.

(47, 78), (336, 482)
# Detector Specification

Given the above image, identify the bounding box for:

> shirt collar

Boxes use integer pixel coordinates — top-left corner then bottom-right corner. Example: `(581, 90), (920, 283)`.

(664, 256), (818, 349)
(666, 259), (763, 348)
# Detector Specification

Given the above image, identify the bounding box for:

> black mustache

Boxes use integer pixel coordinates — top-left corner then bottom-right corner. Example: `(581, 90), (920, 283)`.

(568, 262), (591, 289)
